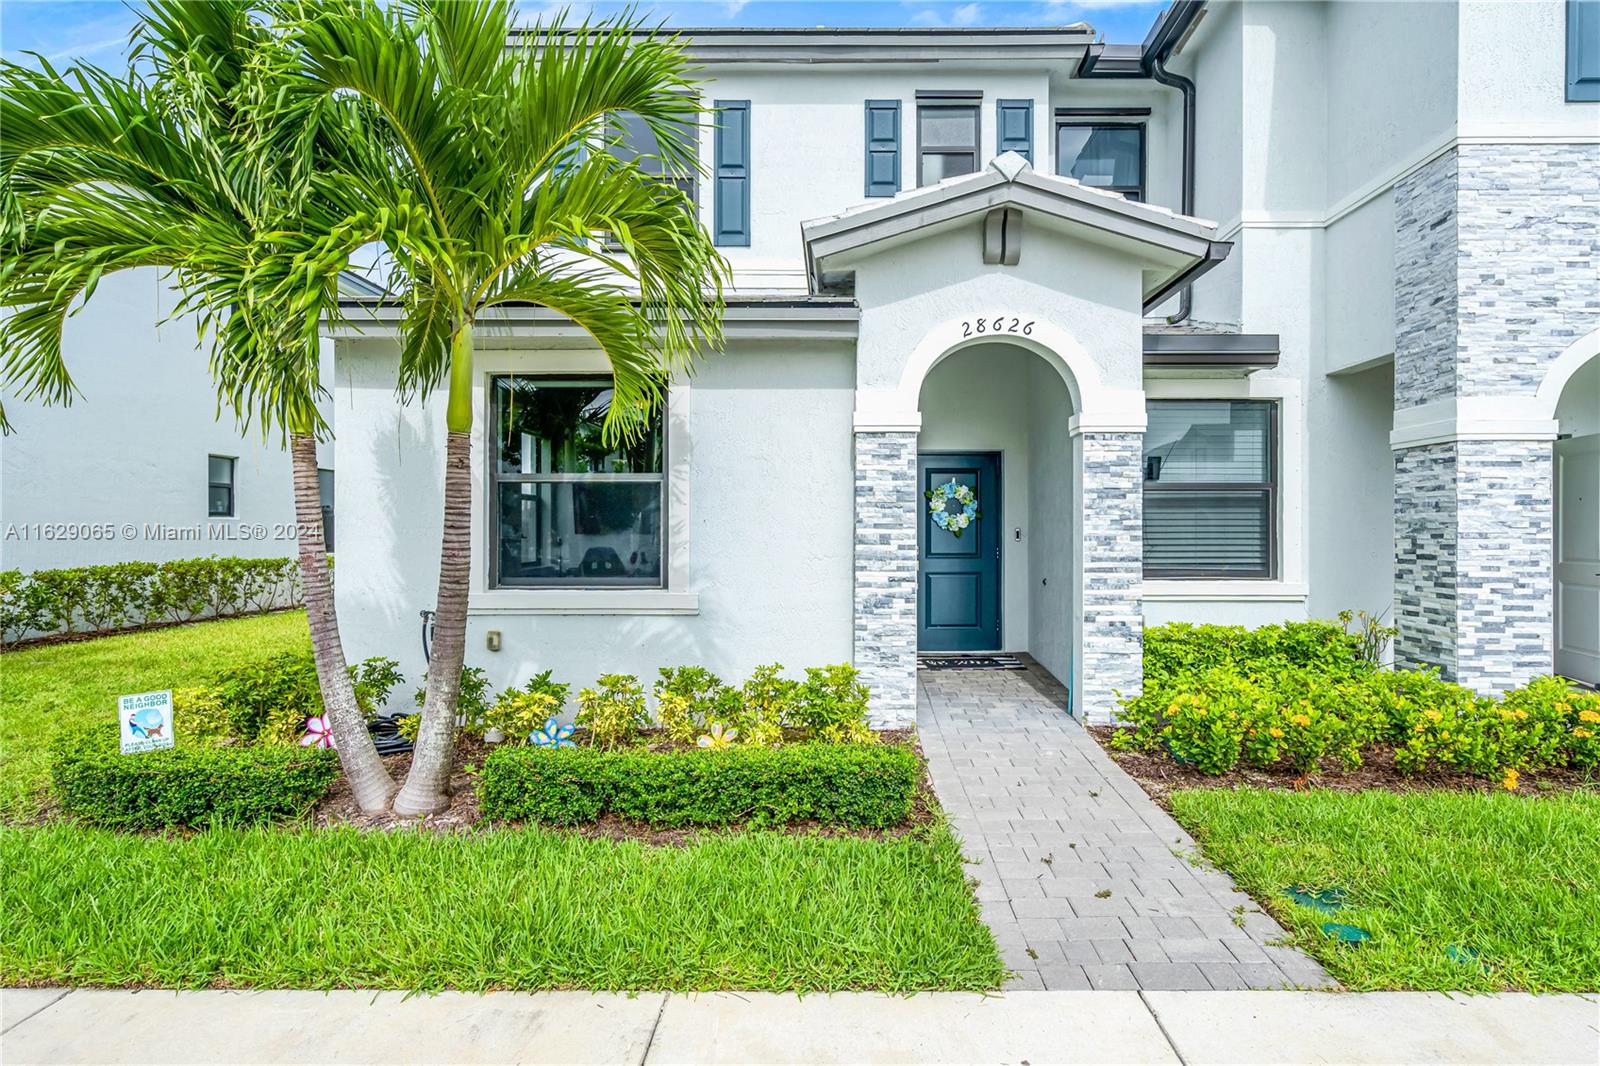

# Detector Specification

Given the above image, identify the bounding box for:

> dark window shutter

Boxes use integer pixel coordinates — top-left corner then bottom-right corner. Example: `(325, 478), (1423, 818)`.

(864, 100), (901, 197)
(1570, 0), (1600, 101)
(713, 100), (750, 246)
(996, 99), (1033, 163)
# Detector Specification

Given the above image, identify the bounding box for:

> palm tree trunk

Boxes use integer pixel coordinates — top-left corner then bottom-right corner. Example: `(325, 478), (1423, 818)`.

(393, 326), (475, 815)
(291, 429), (397, 812)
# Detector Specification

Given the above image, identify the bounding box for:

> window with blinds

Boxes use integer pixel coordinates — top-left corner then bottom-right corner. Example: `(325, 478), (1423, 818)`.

(1142, 400), (1277, 578)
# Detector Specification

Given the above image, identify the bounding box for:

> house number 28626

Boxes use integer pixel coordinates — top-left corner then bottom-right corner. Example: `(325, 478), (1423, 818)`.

(961, 317), (1034, 338)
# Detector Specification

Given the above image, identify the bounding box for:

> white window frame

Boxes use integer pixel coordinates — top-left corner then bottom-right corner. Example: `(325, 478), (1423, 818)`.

(469, 350), (697, 616)
(1142, 376), (1308, 604)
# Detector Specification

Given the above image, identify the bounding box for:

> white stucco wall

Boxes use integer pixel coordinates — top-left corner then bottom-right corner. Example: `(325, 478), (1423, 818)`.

(1026, 357), (1076, 684)
(331, 336), (857, 705)
(1, 267), (332, 572)
(1458, 0), (1600, 136)
(849, 218), (1147, 399)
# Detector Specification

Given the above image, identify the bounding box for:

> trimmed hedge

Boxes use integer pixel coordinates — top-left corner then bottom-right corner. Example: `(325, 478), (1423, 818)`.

(479, 743), (921, 828)
(50, 728), (338, 829)
(1, 556), (303, 646)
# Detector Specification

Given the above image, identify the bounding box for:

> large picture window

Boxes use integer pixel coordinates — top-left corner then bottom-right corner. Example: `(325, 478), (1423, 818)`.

(1056, 123), (1145, 200)
(490, 377), (664, 588)
(1143, 400), (1277, 578)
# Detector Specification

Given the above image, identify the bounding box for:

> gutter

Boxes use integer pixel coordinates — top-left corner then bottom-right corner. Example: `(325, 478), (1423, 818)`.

(1080, 0), (1207, 324)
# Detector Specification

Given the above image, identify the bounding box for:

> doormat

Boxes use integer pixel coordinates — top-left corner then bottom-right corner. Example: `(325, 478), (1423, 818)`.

(918, 654), (1027, 671)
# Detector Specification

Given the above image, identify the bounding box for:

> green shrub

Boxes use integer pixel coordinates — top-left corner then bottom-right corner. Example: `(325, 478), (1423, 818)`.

(351, 657), (404, 718)
(50, 728), (337, 829)
(195, 650), (403, 746)
(413, 665), (494, 731)
(654, 666), (728, 743)
(1125, 619), (1600, 781)
(1142, 620), (1367, 694)
(576, 674), (648, 749)
(792, 663), (876, 743)
(479, 743), (920, 827)
(0, 557), (301, 644)
(483, 685), (562, 744)
(731, 664), (795, 746)
(211, 651), (324, 744)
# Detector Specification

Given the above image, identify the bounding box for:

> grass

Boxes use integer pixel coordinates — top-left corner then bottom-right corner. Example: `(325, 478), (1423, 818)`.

(0, 822), (1004, 992)
(0, 611), (310, 820)
(1170, 788), (1600, 992)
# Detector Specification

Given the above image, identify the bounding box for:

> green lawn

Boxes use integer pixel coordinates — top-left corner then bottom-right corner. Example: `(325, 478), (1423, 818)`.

(0, 612), (311, 820)
(0, 822), (1004, 992)
(0, 613), (1003, 992)
(1171, 788), (1600, 992)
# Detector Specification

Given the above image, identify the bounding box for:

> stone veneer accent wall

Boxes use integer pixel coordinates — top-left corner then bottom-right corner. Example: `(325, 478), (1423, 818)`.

(1077, 432), (1144, 723)
(853, 431), (919, 727)
(1392, 143), (1598, 693)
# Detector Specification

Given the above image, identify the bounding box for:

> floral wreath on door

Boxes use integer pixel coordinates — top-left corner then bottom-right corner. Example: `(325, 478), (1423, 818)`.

(926, 479), (980, 538)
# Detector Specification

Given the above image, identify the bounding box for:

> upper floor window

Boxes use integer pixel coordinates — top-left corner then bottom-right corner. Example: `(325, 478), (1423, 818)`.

(1056, 123), (1145, 201)
(917, 91), (981, 186)
(207, 455), (236, 518)
(1143, 401), (1277, 579)
(490, 376), (664, 589)
(610, 110), (697, 203)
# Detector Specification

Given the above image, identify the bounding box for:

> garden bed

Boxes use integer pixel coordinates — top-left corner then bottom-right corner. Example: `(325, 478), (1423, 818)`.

(1091, 726), (1596, 806)
(313, 731), (941, 842)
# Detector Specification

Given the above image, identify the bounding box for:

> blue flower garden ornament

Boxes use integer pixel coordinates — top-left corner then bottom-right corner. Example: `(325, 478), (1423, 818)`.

(925, 479), (980, 538)
(530, 716), (575, 748)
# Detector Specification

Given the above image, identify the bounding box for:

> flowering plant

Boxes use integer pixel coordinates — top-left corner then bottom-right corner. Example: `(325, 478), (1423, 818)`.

(926, 479), (979, 538)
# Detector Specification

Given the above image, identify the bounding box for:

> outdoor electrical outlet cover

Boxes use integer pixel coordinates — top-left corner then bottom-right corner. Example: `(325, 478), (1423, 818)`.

(1284, 885), (1347, 913)
(486, 629), (502, 652)
(1320, 922), (1371, 945)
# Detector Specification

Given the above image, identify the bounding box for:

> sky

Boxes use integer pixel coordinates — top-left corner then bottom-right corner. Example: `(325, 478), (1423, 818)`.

(1, 1), (1169, 70)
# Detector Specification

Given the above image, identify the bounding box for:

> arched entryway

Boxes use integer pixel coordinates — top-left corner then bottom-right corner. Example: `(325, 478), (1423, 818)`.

(916, 341), (1078, 692)
(849, 318), (1145, 727)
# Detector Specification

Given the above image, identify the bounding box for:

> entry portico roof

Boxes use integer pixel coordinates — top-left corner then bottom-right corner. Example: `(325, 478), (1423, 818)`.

(800, 152), (1231, 314)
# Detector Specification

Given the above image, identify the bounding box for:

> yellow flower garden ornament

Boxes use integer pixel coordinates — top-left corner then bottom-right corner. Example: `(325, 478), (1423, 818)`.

(697, 723), (738, 749)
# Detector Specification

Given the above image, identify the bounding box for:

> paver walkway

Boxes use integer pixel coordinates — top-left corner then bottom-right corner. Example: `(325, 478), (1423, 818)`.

(917, 659), (1334, 992)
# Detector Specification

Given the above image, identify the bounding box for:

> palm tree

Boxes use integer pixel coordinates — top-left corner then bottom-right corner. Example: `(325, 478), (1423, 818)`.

(0, 2), (398, 810)
(277, 0), (729, 813)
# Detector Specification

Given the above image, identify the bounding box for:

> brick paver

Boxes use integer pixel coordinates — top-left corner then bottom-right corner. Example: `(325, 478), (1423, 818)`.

(917, 660), (1336, 992)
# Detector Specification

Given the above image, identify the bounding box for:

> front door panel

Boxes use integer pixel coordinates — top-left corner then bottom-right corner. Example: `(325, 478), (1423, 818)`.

(918, 452), (1001, 651)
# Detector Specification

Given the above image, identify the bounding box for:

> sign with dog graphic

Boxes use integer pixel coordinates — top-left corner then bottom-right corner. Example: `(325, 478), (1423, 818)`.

(119, 690), (174, 754)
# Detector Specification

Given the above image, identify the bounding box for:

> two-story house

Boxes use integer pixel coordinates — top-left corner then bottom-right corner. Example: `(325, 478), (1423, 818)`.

(328, 0), (1600, 724)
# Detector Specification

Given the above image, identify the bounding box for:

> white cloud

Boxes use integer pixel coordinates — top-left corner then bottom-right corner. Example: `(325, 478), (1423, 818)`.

(912, 2), (985, 27)
(723, 0), (750, 14)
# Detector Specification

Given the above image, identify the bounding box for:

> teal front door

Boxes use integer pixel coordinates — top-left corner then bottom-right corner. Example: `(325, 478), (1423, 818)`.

(918, 452), (1001, 652)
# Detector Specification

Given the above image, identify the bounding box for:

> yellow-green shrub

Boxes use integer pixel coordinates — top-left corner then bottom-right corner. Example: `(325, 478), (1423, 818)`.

(577, 674), (648, 749)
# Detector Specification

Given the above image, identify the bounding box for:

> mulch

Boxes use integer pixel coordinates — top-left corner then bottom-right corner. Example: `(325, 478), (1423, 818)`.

(1087, 726), (1597, 808)
(313, 729), (941, 844)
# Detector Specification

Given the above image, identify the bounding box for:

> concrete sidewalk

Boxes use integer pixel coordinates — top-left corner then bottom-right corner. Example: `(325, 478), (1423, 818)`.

(3, 988), (1595, 1065)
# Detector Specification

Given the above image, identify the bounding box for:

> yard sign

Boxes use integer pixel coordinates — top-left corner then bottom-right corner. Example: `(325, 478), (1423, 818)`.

(118, 690), (174, 754)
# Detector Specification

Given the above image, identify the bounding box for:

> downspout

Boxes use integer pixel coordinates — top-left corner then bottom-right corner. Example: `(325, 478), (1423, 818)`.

(1150, 52), (1196, 325)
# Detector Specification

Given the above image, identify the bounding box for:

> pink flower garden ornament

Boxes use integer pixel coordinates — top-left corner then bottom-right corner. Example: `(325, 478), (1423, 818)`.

(300, 714), (336, 749)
